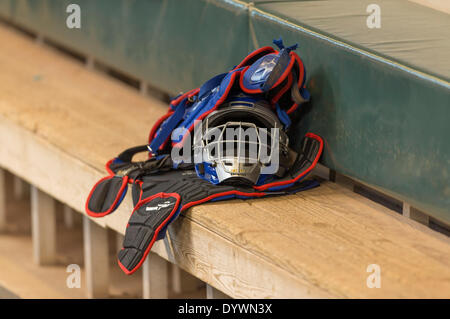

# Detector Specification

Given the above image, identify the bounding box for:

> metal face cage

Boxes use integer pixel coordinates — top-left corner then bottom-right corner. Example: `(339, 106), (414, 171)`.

(193, 101), (291, 185)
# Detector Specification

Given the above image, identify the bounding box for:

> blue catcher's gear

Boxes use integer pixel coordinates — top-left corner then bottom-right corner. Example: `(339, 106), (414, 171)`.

(85, 39), (324, 274)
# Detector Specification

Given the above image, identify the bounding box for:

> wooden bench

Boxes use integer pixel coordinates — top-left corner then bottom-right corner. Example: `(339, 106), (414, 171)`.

(0, 24), (449, 299)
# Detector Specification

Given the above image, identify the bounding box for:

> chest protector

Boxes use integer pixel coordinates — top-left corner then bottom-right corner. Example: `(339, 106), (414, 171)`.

(85, 39), (324, 275)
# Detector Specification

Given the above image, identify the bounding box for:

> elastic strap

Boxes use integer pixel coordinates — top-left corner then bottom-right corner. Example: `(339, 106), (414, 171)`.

(117, 145), (149, 163)
(148, 101), (187, 155)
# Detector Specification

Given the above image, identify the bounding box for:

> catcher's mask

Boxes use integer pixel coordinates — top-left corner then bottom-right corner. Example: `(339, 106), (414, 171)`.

(193, 97), (296, 186)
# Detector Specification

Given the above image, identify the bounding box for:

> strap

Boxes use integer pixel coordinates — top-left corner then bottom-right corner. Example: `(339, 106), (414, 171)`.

(276, 103), (291, 128)
(117, 145), (149, 163)
(148, 100), (187, 154)
(262, 49), (291, 92)
(273, 37), (298, 53)
(290, 69), (310, 104)
(198, 72), (227, 100)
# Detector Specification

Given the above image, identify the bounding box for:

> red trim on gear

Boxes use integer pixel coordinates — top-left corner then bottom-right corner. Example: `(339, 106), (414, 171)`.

(188, 88), (200, 99)
(253, 133), (324, 191)
(170, 88), (199, 107)
(268, 54), (296, 90)
(285, 52), (306, 114)
(271, 72), (293, 105)
(172, 69), (242, 149)
(105, 158), (115, 176)
(147, 110), (175, 158)
(291, 51), (305, 89)
(239, 66), (263, 94)
(235, 46), (276, 69)
(148, 110), (174, 145)
(85, 175), (129, 217)
(117, 192), (181, 275)
(286, 103), (299, 115)
(239, 54), (295, 95)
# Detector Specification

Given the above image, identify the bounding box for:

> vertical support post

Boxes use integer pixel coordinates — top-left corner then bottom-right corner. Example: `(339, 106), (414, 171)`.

(206, 284), (231, 299)
(402, 203), (411, 218)
(403, 203), (429, 226)
(63, 205), (74, 229)
(31, 186), (56, 265)
(35, 34), (44, 46)
(142, 253), (169, 299)
(171, 264), (200, 294)
(83, 216), (109, 298)
(13, 176), (28, 200)
(86, 56), (95, 70)
(0, 168), (6, 231)
(140, 81), (148, 96)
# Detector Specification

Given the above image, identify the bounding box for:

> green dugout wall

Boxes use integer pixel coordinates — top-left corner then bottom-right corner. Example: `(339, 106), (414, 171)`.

(0, 0), (449, 224)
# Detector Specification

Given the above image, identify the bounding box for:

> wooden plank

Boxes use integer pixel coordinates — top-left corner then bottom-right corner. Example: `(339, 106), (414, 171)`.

(30, 186), (56, 265)
(0, 25), (449, 298)
(206, 284), (231, 299)
(83, 216), (109, 298)
(0, 168), (6, 231)
(408, 0), (450, 14)
(142, 253), (169, 299)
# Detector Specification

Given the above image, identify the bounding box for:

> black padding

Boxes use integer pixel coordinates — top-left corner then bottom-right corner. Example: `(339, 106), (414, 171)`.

(118, 195), (179, 273)
(288, 136), (321, 180)
(86, 176), (126, 216)
(135, 170), (246, 208)
(117, 145), (149, 163)
(130, 135), (321, 208)
(118, 248), (142, 273)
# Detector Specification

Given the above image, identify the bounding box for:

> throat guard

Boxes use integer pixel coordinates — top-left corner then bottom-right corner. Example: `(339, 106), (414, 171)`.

(85, 39), (324, 275)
